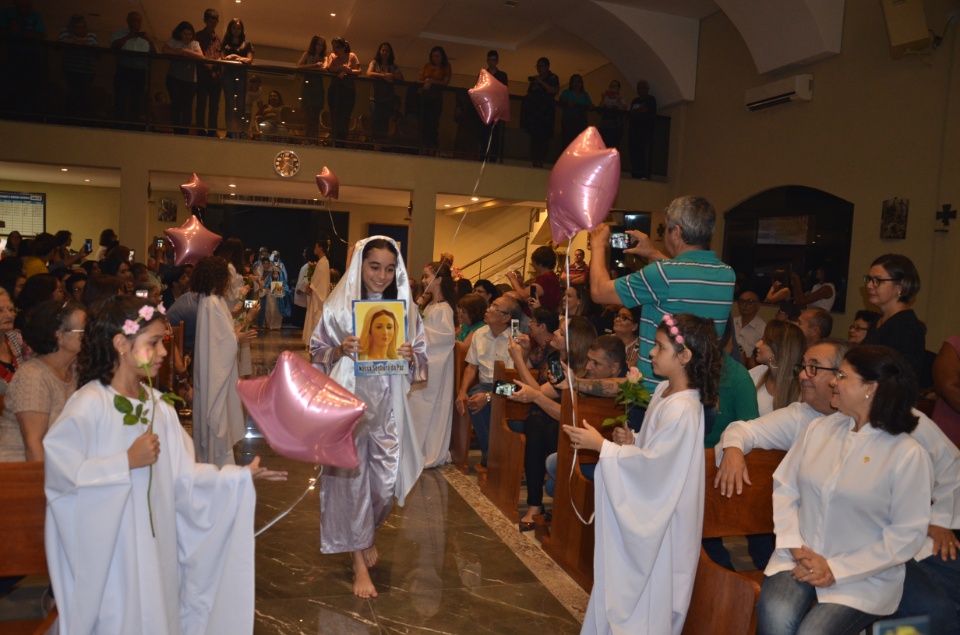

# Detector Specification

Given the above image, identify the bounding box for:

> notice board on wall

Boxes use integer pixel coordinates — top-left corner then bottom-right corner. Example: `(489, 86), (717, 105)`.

(0, 191), (46, 236)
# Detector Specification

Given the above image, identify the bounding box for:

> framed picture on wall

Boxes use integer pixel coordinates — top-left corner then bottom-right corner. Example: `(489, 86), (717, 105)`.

(158, 197), (178, 222)
(880, 198), (908, 239)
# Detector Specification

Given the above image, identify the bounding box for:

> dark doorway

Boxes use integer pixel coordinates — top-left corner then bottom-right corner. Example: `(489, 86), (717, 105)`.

(201, 205), (350, 277)
(723, 186), (853, 313)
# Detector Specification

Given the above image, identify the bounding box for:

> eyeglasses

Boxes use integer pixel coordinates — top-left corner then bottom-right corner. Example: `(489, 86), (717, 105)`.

(848, 324), (869, 332)
(65, 329), (85, 334)
(615, 313), (635, 322)
(834, 370), (848, 381)
(488, 306), (509, 315)
(863, 275), (898, 287)
(794, 363), (839, 377)
(738, 298), (758, 305)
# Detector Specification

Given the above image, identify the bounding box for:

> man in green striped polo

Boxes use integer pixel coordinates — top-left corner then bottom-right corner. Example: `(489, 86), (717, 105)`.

(589, 196), (735, 393)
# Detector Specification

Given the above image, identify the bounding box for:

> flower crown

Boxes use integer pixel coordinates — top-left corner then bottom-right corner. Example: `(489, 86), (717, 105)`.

(122, 303), (166, 336)
(661, 314), (688, 349)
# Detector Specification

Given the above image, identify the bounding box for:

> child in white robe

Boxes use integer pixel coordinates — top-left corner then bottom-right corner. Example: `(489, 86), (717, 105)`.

(564, 313), (722, 635)
(44, 295), (285, 635)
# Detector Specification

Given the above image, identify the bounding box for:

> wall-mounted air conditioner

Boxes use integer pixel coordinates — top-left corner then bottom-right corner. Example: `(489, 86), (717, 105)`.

(745, 74), (813, 111)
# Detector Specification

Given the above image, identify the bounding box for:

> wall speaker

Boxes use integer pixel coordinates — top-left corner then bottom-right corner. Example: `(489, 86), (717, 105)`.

(880, 0), (931, 59)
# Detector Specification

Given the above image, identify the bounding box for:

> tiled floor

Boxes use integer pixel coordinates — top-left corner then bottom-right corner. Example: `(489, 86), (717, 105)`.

(0, 327), (759, 633)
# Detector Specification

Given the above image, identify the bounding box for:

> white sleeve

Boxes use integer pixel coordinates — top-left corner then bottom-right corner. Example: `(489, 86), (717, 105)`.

(716, 402), (813, 465)
(911, 411), (960, 530)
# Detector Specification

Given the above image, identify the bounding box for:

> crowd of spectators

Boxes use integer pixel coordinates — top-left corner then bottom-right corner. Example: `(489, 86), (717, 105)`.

(1, 2), (659, 171)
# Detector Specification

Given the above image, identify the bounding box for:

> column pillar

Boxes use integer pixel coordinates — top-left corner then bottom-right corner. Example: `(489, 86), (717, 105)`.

(407, 186), (436, 269)
(118, 166), (150, 257)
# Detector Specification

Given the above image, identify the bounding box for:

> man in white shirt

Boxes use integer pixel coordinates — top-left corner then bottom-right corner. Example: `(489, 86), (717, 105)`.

(715, 339), (960, 633)
(456, 296), (521, 468)
(733, 290), (765, 368)
(110, 12), (155, 126)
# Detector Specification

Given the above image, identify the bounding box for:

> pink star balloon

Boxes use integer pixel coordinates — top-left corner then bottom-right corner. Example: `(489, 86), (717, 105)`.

(315, 167), (339, 200)
(468, 68), (510, 125)
(546, 127), (621, 242)
(180, 173), (209, 209)
(163, 215), (222, 266)
(237, 351), (366, 467)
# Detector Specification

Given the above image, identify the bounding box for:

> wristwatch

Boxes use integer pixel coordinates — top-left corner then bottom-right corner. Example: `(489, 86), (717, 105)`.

(486, 393), (492, 403)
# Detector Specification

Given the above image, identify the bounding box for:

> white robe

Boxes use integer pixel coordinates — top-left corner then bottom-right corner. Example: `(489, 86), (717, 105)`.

(584, 382), (705, 635)
(302, 256), (330, 347)
(408, 302), (456, 468)
(194, 293), (243, 467)
(43, 381), (256, 635)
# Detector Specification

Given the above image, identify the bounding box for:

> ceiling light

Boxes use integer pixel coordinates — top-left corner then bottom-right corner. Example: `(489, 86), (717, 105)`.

(444, 204), (451, 208)
(228, 183), (237, 188)
(471, 196), (479, 202)
(230, 192), (236, 196)
(84, 179), (90, 182)
(60, 168), (68, 172)
(330, 12), (336, 17)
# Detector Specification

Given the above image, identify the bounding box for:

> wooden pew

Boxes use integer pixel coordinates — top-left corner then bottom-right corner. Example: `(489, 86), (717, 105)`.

(0, 461), (58, 635)
(681, 448), (785, 635)
(480, 361), (536, 523)
(539, 390), (619, 591)
(449, 341), (474, 473)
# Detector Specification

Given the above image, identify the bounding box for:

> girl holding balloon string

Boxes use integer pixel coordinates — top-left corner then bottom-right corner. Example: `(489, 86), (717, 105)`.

(564, 313), (721, 634)
(309, 236), (427, 598)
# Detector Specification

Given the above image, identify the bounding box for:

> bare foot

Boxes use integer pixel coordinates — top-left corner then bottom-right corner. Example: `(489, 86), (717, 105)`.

(352, 551), (378, 599)
(362, 544), (379, 569)
(520, 505), (542, 524)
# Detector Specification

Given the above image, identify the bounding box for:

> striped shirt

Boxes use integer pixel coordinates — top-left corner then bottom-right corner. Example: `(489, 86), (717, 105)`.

(614, 250), (735, 391)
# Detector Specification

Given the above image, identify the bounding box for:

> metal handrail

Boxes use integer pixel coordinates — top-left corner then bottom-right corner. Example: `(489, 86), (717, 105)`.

(458, 232), (527, 272)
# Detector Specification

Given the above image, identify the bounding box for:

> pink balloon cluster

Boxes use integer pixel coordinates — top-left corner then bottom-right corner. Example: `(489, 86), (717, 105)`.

(468, 69), (510, 125)
(237, 352), (366, 467)
(180, 173), (209, 209)
(316, 167), (339, 200)
(546, 127), (621, 243)
(163, 215), (222, 266)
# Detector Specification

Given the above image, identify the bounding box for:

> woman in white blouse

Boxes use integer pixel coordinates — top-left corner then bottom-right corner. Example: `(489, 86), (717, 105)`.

(756, 345), (933, 635)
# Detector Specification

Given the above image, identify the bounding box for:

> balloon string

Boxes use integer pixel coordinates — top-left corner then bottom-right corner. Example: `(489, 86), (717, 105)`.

(446, 126), (496, 265)
(327, 202), (350, 245)
(255, 464), (323, 537)
(563, 240), (594, 526)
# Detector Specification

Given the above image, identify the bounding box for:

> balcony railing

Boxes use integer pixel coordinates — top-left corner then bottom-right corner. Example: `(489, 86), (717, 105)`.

(0, 36), (670, 176)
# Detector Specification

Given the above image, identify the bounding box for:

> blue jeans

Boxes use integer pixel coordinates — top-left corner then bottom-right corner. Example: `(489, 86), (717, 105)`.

(757, 571), (878, 635)
(468, 383), (493, 464)
(895, 555), (960, 635)
(544, 451), (595, 499)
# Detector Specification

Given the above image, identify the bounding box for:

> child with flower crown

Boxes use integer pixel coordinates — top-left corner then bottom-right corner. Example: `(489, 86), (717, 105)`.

(43, 295), (286, 635)
(564, 313), (722, 634)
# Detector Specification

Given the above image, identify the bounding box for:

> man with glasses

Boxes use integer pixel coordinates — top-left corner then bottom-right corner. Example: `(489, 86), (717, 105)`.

(734, 290), (765, 368)
(715, 340), (960, 631)
(456, 296), (522, 468)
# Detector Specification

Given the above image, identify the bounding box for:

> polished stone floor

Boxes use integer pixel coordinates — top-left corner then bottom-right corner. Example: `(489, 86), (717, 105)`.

(240, 328), (587, 634)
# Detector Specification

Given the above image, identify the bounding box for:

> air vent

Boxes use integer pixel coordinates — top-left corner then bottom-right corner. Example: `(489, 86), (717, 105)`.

(218, 194), (326, 208)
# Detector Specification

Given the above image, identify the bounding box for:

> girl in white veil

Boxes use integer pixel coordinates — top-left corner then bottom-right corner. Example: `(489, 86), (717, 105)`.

(309, 236), (427, 598)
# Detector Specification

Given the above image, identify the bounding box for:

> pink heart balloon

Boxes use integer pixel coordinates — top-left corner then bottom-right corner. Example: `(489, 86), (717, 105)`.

(546, 127), (621, 242)
(163, 215), (223, 266)
(180, 173), (209, 209)
(468, 68), (510, 125)
(237, 351), (366, 467)
(315, 167), (339, 200)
